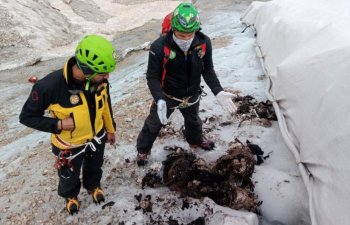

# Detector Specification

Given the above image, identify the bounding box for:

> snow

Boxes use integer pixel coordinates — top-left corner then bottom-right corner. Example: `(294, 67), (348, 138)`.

(0, 0), (311, 225)
(0, 0), (180, 70)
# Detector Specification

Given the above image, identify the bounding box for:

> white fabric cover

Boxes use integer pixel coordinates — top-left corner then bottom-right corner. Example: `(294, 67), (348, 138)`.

(242, 1), (350, 225)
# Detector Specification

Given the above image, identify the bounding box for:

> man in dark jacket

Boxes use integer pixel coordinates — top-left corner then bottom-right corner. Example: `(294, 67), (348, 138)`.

(136, 3), (236, 166)
(19, 35), (117, 214)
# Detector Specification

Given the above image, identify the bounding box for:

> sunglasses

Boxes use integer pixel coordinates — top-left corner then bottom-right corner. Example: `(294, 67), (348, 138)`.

(76, 60), (95, 75)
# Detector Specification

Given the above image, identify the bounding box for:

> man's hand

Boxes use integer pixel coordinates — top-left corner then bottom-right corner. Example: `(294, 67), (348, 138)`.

(216, 91), (237, 114)
(157, 99), (168, 125)
(59, 117), (75, 131)
(106, 132), (116, 145)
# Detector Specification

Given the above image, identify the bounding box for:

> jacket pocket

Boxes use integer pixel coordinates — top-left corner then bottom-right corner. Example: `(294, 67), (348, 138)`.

(69, 112), (76, 139)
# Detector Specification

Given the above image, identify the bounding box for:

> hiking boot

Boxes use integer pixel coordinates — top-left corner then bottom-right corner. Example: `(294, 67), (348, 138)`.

(66, 197), (79, 214)
(136, 152), (148, 167)
(90, 187), (105, 204)
(190, 140), (215, 151)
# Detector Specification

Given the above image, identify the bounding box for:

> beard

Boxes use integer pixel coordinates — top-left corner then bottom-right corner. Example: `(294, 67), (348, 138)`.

(91, 78), (107, 85)
(73, 77), (85, 85)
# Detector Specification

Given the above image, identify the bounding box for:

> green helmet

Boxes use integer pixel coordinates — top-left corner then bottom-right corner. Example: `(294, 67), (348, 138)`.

(171, 3), (200, 33)
(75, 35), (116, 74)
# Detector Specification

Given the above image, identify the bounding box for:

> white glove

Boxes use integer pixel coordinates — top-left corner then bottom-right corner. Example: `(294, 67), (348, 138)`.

(157, 99), (168, 125)
(216, 91), (237, 114)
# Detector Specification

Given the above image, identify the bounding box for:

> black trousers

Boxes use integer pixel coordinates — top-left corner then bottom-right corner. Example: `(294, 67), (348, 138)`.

(52, 130), (106, 198)
(137, 94), (203, 154)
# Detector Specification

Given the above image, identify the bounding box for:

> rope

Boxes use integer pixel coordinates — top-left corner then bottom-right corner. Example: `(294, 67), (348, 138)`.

(56, 130), (106, 161)
(163, 92), (201, 109)
(66, 131), (106, 160)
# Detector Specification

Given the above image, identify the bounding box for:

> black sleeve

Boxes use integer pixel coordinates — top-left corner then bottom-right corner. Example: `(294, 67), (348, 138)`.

(19, 82), (61, 134)
(202, 37), (224, 96)
(146, 40), (165, 102)
(106, 82), (116, 131)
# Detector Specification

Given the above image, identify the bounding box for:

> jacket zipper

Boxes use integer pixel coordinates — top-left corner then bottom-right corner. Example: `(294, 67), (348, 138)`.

(69, 112), (76, 139)
(184, 51), (189, 93)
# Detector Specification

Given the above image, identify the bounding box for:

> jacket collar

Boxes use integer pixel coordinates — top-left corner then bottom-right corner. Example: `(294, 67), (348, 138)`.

(63, 57), (85, 92)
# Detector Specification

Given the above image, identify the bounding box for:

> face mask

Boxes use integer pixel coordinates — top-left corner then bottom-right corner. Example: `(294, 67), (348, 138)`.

(173, 34), (194, 52)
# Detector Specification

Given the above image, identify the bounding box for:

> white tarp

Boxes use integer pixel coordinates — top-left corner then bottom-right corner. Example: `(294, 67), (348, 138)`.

(241, 0), (350, 225)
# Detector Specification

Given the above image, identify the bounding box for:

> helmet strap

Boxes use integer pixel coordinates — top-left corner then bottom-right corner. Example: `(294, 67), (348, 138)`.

(84, 73), (97, 91)
(85, 80), (91, 91)
(76, 60), (98, 91)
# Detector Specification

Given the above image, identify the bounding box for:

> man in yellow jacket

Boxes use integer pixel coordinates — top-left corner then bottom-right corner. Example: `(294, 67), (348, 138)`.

(19, 35), (117, 214)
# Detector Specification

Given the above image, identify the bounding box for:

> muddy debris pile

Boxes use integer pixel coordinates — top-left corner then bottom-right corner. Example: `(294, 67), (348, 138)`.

(142, 139), (263, 213)
(156, 94), (278, 144)
(135, 193), (153, 213)
(233, 94), (277, 127)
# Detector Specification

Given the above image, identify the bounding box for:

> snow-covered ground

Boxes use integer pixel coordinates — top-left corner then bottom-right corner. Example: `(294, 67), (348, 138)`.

(0, 0), (181, 70)
(0, 0), (311, 224)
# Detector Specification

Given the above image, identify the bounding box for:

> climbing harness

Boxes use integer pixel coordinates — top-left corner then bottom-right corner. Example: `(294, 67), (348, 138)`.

(163, 92), (200, 109)
(54, 131), (106, 179)
(163, 86), (207, 110)
(54, 150), (74, 179)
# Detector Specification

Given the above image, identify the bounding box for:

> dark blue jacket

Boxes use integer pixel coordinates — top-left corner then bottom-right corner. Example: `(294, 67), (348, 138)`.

(146, 31), (224, 101)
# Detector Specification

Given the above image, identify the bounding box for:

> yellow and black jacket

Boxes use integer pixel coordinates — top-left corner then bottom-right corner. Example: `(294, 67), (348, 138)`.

(19, 57), (116, 149)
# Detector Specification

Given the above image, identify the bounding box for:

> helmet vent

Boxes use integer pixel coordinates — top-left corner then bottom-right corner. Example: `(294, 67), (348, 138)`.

(75, 35), (116, 74)
(179, 16), (187, 27)
(171, 3), (200, 33)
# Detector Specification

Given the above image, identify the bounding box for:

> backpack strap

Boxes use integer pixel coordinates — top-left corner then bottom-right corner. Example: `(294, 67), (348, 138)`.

(201, 43), (206, 56)
(196, 42), (207, 59)
(161, 45), (171, 87)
